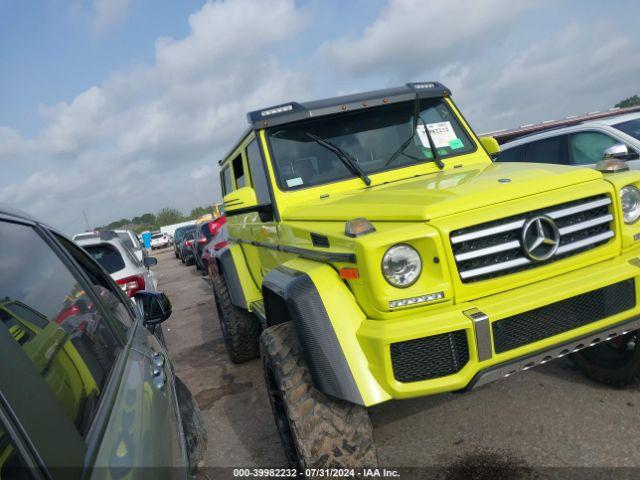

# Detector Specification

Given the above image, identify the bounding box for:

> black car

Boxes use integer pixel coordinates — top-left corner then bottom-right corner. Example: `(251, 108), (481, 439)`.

(173, 224), (196, 259)
(180, 231), (196, 265)
(0, 205), (206, 477)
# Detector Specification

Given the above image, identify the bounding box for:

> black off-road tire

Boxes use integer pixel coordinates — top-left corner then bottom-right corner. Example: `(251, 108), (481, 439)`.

(571, 331), (640, 387)
(212, 274), (260, 363)
(260, 322), (378, 469)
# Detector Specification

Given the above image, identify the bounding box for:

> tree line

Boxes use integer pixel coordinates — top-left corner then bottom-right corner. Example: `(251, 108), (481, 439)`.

(98, 205), (214, 234)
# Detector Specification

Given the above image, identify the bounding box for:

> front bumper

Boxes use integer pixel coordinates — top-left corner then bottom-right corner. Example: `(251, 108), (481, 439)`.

(357, 249), (640, 400)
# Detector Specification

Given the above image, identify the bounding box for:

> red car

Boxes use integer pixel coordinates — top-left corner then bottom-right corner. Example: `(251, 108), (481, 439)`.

(200, 218), (228, 279)
(192, 217), (227, 275)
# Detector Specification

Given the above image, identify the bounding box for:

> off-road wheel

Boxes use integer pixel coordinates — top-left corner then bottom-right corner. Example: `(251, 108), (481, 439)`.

(571, 330), (640, 387)
(212, 274), (260, 363)
(260, 322), (378, 469)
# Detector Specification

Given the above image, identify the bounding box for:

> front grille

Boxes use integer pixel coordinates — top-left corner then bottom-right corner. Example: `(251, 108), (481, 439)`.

(450, 194), (614, 283)
(390, 330), (469, 383)
(493, 279), (636, 353)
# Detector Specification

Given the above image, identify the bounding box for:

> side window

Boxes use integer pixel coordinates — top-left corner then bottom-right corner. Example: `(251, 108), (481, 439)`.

(0, 221), (121, 435)
(221, 166), (233, 195)
(525, 135), (568, 165)
(569, 131), (619, 165)
(232, 154), (245, 188)
(246, 138), (271, 204)
(0, 418), (31, 478)
(56, 234), (136, 333)
(497, 144), (526, 162)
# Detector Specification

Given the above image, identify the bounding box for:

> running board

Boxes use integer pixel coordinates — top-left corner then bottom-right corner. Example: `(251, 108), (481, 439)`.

(467, 315), (640, 390)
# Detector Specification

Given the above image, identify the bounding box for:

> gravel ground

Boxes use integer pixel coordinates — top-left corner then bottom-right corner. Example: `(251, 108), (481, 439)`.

(153, 247), (640, 475)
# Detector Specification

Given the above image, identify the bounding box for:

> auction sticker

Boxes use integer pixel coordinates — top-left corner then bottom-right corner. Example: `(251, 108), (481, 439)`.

(417, 121), (457, 148)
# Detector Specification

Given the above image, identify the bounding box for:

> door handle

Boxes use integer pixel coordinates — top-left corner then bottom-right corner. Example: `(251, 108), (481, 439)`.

(152, 352), (165, 368)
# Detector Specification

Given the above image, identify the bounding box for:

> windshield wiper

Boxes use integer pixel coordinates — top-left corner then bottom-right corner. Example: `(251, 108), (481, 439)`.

(305, 132), (371, 186)
(384, 108), (445, 170)
(417, 115), (445, 170)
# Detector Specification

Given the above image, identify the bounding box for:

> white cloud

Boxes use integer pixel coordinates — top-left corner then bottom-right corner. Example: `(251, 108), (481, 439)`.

(442, 23), (640, 132)
(321, 0), (533, 80)
(91, 0), (132, 35)
(0, 0), (311, 233)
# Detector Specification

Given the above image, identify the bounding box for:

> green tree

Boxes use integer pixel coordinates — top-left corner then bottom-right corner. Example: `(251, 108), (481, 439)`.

(615, 95), (640, 109)
(188, 205), (211, 219)
(156, 207), (183, 226)
(139, 213), (156, 224)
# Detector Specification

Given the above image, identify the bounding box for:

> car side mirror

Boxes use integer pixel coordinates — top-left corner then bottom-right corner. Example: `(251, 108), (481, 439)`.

(134, 291), (172, 325)
(479, 136), (501, 158)
(223, 186), (258, 213)
(597, 144), (632, 173)
(143, 256), (158, 267)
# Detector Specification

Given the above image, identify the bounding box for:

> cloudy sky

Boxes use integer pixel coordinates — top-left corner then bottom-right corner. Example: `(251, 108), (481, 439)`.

(2, 0), (639, 234)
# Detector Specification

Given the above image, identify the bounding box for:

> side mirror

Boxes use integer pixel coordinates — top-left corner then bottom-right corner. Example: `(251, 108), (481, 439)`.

(596, 144), (632, 173)
(134, 291), (172, 325)
(143, 256), (158, 267)
(479, 136), (501, 158)
(603, 144), (630, 161)
(223, 186), (258, 213)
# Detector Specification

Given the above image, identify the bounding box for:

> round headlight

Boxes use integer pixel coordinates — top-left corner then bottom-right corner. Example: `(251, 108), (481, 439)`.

(382, 244), (422, 287)
(621, 185), (640, 224)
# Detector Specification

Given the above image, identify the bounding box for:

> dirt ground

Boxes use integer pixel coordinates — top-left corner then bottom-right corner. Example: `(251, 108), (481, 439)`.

(154, 247), (640, 473)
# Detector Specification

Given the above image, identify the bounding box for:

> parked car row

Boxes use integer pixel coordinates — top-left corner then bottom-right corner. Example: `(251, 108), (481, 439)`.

(174, 217), (227, 278)
(0, 206), (206, 477)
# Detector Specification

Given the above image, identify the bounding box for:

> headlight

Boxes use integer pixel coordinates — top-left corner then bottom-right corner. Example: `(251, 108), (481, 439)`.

(382, 244), (422, 287)
(621, 185), (640, 224)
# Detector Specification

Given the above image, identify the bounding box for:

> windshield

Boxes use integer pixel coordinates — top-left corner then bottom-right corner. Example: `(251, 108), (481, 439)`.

(83, 244), (125, 273)
(267, 98), (475, 190)
(613, 118), (640, 141)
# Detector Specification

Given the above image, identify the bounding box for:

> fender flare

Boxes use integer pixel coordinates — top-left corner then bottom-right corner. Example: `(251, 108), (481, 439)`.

(212, 244), (260, 310)
(262, 260), (390, 407)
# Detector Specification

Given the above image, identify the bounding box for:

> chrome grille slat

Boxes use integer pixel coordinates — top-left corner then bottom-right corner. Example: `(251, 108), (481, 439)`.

(451, 194), (614, 282)
(547, 197), (611, 220)
(459, 258), (531, 280)
(556, 230), (614, 255)
(557, 214), (613, 235)
(455, 240), (521, 261)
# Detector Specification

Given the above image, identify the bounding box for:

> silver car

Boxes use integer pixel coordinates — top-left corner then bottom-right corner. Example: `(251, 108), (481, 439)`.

(498, 112), (640, 169)
(76, 234), (158, 297)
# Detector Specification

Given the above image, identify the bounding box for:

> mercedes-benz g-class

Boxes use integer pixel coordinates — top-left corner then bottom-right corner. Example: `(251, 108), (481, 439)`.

(211, 82), (640, 468)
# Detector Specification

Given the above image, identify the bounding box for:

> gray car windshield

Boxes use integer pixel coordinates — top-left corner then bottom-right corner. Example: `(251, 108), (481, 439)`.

(267, 98), (475, 190)
(614, 118), (640, 141)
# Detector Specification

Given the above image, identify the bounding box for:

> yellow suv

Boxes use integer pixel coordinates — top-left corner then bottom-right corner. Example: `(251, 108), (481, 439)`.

(212, 82), (640, 469)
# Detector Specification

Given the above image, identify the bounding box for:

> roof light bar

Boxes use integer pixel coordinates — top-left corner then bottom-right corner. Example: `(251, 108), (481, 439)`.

(261, 105), (293, 117)
(412, 82), (436, 89)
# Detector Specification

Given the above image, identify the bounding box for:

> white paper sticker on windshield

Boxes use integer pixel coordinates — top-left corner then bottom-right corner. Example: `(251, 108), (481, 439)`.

(417, 121), (457, 149)
(286, 177), (304, 187)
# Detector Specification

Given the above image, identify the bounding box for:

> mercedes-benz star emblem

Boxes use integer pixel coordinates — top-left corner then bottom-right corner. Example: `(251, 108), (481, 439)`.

(521, 215), (560, 261)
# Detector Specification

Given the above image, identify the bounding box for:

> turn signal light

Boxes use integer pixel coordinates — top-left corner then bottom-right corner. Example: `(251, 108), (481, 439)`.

(339, 268), (360, 279)
(345, 218), (376, 238)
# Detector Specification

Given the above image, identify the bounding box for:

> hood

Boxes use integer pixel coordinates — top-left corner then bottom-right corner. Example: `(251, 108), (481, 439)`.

(281, 162), (603, 222)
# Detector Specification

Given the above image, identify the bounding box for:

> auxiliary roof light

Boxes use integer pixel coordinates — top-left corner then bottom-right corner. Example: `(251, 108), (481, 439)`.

(260, 105), (293, 117)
